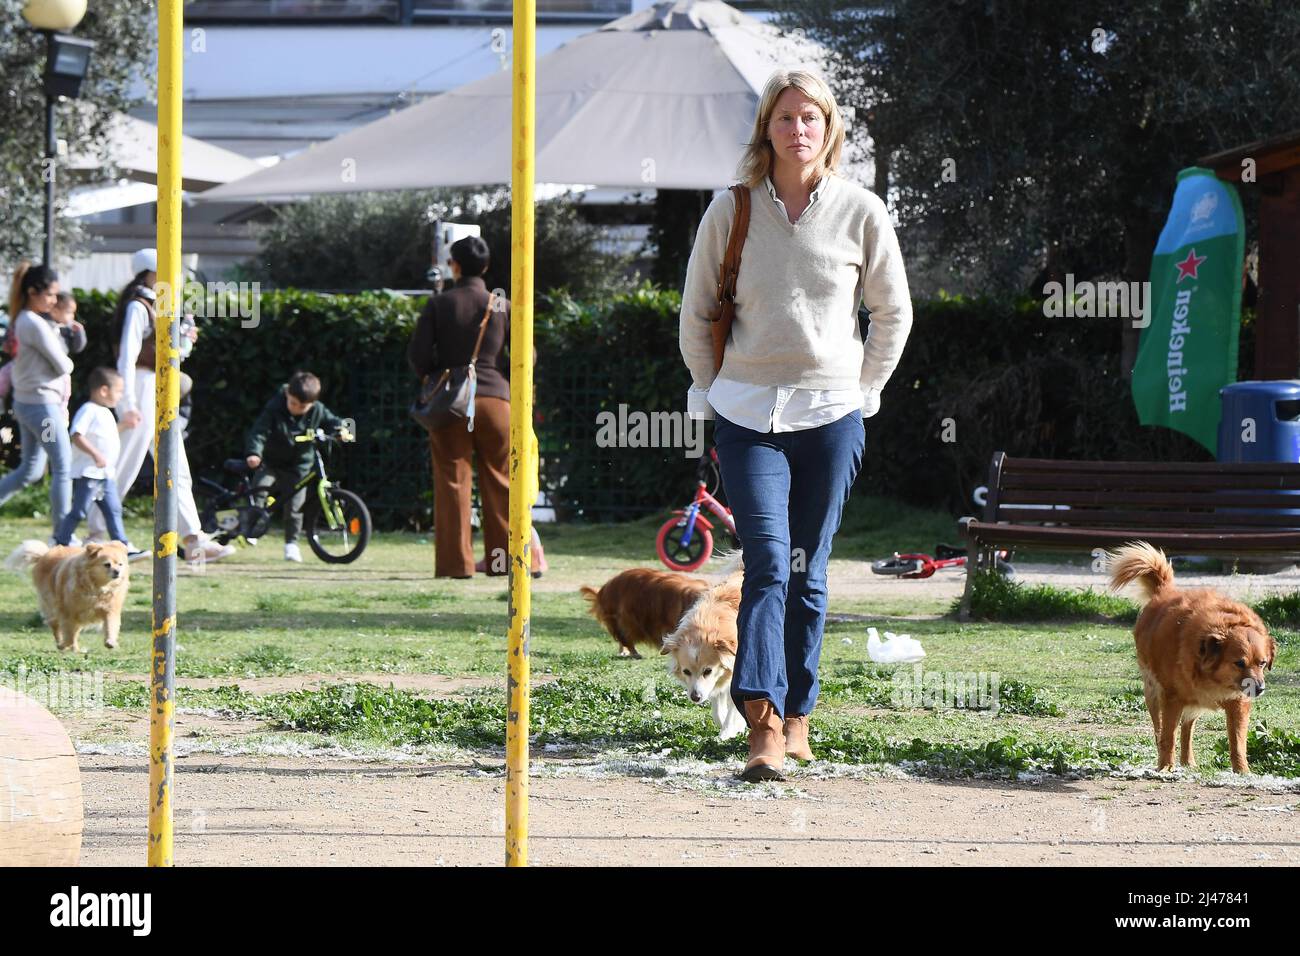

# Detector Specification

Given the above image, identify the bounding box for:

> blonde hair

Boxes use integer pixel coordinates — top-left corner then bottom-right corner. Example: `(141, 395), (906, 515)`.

(737, 69), (846, 189)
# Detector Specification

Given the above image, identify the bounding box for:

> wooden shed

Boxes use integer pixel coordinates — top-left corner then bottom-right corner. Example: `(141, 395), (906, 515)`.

(1201, 131), (1300, 380)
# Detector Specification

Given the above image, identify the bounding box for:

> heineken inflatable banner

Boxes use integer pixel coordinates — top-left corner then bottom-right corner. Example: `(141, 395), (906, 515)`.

(1131, 167), (1244, 453)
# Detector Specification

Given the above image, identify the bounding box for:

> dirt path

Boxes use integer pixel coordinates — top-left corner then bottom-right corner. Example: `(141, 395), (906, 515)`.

(825, 559), (1300, 604)
(77, 753), (1298, 866)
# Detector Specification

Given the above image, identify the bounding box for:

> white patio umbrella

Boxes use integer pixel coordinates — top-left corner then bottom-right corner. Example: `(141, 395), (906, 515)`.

(198, 0), (827, 202)
(68, 110), (264, 191)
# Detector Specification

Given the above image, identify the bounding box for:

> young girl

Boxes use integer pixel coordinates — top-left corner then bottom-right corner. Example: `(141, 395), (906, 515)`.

(0, 262), (75, 533)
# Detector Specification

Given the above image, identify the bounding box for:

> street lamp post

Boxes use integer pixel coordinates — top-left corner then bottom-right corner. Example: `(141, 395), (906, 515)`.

(42, 41), (56, 265)
(21, 1), (95, 265)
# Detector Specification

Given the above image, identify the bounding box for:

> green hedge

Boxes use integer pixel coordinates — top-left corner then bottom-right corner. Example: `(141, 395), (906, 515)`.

(2, 286), (1247, 526)
(534, 284), (697, 520)
(50, 288), (429, 527)
(862, 294), (1244, 513)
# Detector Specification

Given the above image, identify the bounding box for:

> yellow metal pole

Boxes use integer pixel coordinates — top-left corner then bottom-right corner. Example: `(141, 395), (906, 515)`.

(148, 0), (183, 867)
(506, 0), (535, 868)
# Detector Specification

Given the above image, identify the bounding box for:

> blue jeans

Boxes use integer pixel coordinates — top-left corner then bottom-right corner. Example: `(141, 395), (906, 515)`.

(55, 476), (127, 546)
(713, 410), (866, 720)
(0, 399), (72, 530)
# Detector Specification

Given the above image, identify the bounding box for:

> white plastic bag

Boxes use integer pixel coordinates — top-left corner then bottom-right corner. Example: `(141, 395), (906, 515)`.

(866, 626), (926, 664)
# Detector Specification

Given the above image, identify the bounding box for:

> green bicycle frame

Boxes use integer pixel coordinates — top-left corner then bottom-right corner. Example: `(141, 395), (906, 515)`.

(289, 434), (348, 530)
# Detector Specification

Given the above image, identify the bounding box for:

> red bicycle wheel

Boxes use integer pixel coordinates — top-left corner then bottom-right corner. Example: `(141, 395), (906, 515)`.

(656, 517), (713, 572)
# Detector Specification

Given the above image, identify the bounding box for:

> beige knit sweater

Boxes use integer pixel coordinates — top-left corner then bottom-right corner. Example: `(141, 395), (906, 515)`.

(679, 171), (912, 415)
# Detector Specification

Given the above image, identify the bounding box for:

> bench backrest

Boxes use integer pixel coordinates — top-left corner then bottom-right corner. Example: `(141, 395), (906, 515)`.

(983, 453), (1300, 532)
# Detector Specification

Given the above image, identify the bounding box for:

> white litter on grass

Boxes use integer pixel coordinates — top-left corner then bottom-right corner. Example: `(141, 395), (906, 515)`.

(529, 749), (907, 788)
(866, 627), (925, 664)
(1199, 771), (1300, 794)
(72, 733), (1300, 791)
(532, 752), (810, 799)
(531, 751), (724, 782)
(779, 760), (909, 782)
(76, 734), (469, 764)
(1101, 766), (1300, 793)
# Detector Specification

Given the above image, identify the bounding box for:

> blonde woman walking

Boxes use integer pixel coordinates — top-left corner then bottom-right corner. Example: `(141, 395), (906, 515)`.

(679, 70), (913, 781)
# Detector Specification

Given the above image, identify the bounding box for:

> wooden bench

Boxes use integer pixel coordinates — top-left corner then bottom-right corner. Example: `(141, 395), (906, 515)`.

(957, 453), (1300, 620)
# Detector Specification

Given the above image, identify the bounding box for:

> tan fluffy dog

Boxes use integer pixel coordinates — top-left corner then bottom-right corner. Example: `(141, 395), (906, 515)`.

(6, 540), (129, 652)
(580, 568), (709, 658)
(1108, 542), (1277, 773)
(662, 574), (746, 739)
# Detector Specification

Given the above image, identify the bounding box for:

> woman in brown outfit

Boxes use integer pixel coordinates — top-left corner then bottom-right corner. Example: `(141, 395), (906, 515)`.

(408, 236), (544, 578)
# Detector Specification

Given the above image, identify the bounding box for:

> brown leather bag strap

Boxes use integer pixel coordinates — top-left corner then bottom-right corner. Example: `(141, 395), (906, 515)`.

(710, 184), (751, 373)
(719, 184), (749, 304)
(467, 292), (496, 365)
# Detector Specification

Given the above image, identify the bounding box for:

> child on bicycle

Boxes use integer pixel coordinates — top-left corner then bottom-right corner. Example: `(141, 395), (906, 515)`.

(244, 370), (350, 562)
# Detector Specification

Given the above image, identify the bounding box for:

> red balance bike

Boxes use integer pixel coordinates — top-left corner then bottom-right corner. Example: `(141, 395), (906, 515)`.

(656, 447), (736, 572)
(871, 544), (1015, 579)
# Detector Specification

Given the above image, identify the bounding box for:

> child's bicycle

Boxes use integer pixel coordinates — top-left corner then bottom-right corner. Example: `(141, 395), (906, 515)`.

(871, 543), (1015, 579)
(197, 426), (372, 564)
(656, 447), (737, 572)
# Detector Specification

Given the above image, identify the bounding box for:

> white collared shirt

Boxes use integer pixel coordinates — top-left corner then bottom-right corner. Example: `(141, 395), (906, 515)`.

(689, 174), (873, 433)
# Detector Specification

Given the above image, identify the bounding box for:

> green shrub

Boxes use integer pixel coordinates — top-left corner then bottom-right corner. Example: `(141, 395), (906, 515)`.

(862, 293), (1227, 514)
(534, 282), (699, 519)
(956, 571), (1139, 622)
(1253, 593), (1300, 630)
(63, 287), (425, 526)
(1212, 722), (1300, 776)
(248, 187), (634, 305)
(995, 679), (1064, 717)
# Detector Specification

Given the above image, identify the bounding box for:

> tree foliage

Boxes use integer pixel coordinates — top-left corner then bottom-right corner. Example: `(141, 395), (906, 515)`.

(250, 187), (637, 301)
(0, 0), (155, 269)
(774, 0), (1300, 292)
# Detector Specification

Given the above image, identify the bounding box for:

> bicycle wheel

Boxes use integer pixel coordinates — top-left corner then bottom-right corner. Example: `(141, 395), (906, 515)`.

(304, 487), (372, 564)
(197, 499), (240, 544)
(656, 516), (713, 572)
(871, 556), (925, 576)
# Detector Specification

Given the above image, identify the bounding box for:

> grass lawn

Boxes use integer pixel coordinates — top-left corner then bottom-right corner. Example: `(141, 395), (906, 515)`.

(2, 489), (1297, 779)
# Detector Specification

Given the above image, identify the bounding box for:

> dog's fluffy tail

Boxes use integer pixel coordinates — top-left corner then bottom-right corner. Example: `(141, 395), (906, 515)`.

(4, 539), (48, 573)
(1106, 541), (1175, 600)
(578, 585), (600, 614)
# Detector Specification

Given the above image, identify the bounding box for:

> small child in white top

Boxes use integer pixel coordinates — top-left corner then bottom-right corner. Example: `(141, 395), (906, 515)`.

(54, 367), (142, 558)
(50, 291), (87, 425)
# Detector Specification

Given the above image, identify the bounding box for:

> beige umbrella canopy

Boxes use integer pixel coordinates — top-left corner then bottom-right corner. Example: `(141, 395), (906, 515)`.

(199, 0), (825, 202)
(67, 110), (264, 191)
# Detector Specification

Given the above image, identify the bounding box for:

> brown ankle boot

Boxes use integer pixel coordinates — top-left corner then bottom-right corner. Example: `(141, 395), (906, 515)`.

(784, 715), (814, 761)
(741, 698), (786, 782)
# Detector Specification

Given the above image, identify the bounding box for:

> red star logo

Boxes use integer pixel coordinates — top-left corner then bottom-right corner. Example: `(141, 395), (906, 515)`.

(1175, 248), (1206, 282)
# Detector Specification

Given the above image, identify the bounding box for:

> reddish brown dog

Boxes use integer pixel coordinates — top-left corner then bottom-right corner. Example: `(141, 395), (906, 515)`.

(1108, 542), (1277, 773)
(580, 568), (709, 658)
